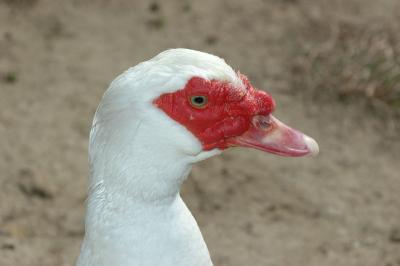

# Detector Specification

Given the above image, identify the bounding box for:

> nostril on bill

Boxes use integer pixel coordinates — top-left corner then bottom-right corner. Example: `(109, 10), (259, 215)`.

(252, 115), (272, 130)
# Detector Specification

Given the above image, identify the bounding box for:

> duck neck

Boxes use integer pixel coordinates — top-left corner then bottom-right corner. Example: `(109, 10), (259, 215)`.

(85, 143), (193, 230)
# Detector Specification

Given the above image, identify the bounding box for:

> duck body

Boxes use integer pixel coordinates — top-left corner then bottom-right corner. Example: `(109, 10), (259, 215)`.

(76, 49), (318, 266)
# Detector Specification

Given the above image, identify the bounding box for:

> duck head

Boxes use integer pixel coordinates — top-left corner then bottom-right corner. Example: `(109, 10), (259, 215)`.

(91, 49), (318, 167)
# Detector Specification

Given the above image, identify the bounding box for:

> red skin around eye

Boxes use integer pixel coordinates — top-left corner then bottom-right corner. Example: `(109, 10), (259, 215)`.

(153, 76), (275, 150)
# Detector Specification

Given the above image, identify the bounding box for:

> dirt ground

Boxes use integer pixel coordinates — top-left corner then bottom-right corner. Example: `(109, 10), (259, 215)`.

(1, 0), (400, 265)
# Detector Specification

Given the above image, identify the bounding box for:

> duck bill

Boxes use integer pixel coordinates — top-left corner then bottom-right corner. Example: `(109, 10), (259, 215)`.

(228, 115), (319, 157)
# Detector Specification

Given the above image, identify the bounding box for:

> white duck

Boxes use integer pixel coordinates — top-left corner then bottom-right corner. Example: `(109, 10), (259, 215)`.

(76, 49), (318, 266)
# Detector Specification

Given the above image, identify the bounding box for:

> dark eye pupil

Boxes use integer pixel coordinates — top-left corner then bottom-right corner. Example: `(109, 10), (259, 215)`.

(194, 97), (204, 104)
(190, 95), (208, 108)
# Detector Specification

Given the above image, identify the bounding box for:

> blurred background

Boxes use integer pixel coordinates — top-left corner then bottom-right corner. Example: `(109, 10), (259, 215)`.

(1, 0), (400, 265)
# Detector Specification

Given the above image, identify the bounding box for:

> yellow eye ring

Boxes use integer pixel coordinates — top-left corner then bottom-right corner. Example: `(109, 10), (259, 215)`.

(189, 95), (208, 108)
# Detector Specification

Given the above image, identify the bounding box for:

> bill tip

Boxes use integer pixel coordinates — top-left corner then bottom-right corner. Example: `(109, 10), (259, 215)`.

(304, 135), (319, 157)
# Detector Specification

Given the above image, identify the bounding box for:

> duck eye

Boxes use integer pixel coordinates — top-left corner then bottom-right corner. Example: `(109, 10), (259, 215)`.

(190, 95), (208, 108)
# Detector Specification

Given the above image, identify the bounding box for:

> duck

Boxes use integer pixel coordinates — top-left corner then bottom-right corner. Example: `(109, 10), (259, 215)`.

(75, 48), (319, 266)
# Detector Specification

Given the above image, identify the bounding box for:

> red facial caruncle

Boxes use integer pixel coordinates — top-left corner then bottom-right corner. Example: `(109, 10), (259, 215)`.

(154, 74), (319, 157)
(154, 75), (274, 150)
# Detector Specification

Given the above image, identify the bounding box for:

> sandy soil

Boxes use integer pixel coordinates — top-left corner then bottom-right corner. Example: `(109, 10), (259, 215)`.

(1, 0), (400, 265)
